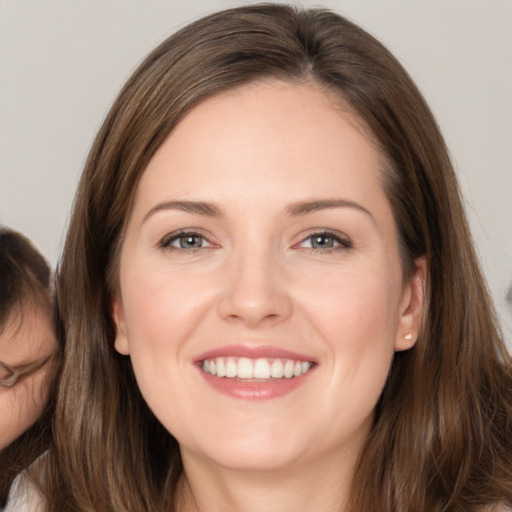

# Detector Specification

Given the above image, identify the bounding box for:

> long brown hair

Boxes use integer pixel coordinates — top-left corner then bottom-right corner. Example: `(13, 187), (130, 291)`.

(49, 4), (512, 511)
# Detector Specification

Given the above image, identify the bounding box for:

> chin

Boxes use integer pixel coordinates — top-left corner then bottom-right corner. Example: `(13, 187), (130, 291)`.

(206, 444), (303, 473)
(180, 425), (309, 473)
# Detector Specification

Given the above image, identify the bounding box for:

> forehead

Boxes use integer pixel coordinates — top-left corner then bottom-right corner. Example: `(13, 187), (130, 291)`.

(0, 298), (55, 362)
(133, 80), (385, 211)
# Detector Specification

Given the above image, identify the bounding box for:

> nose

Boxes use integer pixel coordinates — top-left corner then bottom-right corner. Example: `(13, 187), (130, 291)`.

(217, 247), (293, 328)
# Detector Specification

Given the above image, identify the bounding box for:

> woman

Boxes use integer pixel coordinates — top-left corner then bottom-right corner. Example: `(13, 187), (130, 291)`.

(35, 4), (512, 511)
(0, 228), (57, 508)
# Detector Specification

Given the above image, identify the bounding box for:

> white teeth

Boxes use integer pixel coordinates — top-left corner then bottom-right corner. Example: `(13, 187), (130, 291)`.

(225, 357), (237, 378)
(237, 358), (253, 379)
(253, 359), (271, 379)
(283, 360), (294, 378)
(271, 359), (284, 378)
(216, 358), (226, 377)
(202, 356), (313, 380)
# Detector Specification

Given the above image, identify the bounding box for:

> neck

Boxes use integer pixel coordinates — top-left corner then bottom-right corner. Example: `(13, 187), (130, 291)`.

(175, 447), (360, 512)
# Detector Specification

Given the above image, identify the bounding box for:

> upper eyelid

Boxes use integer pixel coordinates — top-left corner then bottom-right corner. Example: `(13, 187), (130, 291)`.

(157, 228), (352, 249)
(160, 229), (215, 248)
(161, 228), (209, 240)
(295, 229), (353, 246)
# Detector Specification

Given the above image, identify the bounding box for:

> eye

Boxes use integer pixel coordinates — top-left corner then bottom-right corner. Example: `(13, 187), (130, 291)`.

(160, 231), (214, 250)
(297, 231), (352, 251)
(0, 362), (16, 387)
(0, 356), (53, 388)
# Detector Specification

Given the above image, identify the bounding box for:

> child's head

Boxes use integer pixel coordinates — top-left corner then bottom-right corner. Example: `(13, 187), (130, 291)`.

(0, 227), (56, 450)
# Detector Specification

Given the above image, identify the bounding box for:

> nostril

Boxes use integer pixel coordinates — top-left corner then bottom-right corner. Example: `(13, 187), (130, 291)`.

(217, 266), (293, 327)
(218, 296), (292, 328)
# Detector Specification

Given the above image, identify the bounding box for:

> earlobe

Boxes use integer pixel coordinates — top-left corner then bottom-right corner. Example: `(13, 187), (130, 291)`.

(112, 295), (130, 355)
(395, 257), (427, 352)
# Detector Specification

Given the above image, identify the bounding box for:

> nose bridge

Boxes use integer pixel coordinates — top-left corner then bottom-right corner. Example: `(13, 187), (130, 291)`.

(218, 238), (292, 327)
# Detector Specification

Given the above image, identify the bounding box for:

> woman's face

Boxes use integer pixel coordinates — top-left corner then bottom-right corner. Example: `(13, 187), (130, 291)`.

(0, 298), (56, 450)
(113, 81), (424, 473)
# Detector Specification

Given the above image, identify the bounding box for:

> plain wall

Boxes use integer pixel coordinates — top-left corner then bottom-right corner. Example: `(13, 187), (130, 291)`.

(1, 0), (511, 347)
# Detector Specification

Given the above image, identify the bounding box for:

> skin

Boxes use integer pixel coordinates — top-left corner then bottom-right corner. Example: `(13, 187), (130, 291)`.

(113, 80), (425, 512)
(0, 297), (56, 450)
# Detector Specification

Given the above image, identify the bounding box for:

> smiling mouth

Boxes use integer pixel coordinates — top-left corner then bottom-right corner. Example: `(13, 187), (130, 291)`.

(201, 357), (313, 380)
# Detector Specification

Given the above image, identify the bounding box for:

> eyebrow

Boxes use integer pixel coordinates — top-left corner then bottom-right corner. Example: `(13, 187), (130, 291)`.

(285, 199), (375, 222)
(143, 200), (224, 223)
(142, 198), (374, 223)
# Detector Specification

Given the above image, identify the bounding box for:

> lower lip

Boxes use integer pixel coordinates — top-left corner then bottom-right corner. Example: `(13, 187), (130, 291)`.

(198, 368), (314, 400)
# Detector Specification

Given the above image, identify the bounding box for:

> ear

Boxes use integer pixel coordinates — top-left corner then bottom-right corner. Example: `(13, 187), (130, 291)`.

(112, 295), (130, 355)
(395, 257), (427, 352)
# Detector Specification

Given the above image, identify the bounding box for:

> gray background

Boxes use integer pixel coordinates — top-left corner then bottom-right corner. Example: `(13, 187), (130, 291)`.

(1, 0), (511, 348)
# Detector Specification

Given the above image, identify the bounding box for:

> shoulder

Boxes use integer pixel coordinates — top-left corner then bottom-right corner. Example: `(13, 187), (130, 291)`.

(3, 471), (46, 512)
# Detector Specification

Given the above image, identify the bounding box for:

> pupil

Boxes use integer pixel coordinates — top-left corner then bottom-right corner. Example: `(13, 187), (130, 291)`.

(312, 235), (333, 248)
(180, 235), (202, 248)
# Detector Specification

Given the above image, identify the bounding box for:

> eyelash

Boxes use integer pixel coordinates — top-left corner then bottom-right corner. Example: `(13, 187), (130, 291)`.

(159, 230), (215, 252)
(296, 230), (353, 252)
(159, 229), (353, 253)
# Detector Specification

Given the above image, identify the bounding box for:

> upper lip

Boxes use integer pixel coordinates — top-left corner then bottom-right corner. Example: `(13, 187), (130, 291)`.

(194, 344), (316, 364)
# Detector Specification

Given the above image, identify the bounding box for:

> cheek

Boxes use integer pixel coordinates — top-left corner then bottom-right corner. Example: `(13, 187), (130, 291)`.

(119, 266), (218, 407)
(122, 267), (214, 349)
(299, 262), (401, 344)
(119, 270), (214, 440)
(296, 265), (400, 405)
